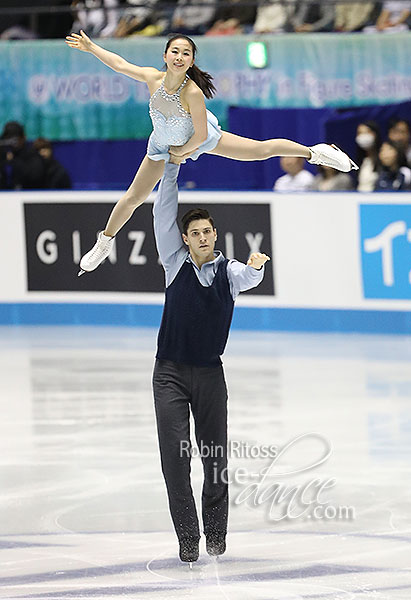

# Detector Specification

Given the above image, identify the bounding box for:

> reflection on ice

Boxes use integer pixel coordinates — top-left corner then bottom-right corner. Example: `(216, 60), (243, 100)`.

(0, 326), (410, 599)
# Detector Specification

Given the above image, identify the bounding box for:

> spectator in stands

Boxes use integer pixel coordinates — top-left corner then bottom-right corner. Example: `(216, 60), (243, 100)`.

(377, 1), (411, 31)
(33, 138), (72, 189)
(114, 0), (161, 37)
(375, 141), (411, 191)
(334, 2), (377, 32)
(0, 0), (37, 40)
(355, 120), (381, 192)
(72, 0), (121, 38)
(364, 1), (411, 32)
(310, 165), (353, 191)
(290, 1), (335, 33)
(253, 1), (295, 34)
(0, 122), (45, 190)
(1, 0), (72, 39)
(171, 0), (216, 35)
(273, 157), (315, 192)
(205, 0), (256, 35)
(387, 118), (411, 167)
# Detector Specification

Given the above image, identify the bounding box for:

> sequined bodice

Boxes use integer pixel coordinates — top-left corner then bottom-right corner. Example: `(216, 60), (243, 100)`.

(149, 75), (195, 147)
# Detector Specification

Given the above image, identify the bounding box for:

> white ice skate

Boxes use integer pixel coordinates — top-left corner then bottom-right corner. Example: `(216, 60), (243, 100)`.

(77, 231), (114, 276)
(308, 143), (359, 173)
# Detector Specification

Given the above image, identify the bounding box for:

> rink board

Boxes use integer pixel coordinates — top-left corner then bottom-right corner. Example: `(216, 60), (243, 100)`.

(0, 190), (411, 332)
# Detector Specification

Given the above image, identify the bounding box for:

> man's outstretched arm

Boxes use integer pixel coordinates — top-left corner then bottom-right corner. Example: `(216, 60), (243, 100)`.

(153, 161), (187, 286)
(228, 253), (270, 300)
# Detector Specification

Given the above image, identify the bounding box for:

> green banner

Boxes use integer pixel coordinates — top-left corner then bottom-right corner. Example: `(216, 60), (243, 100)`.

(1, 33), (410, 141)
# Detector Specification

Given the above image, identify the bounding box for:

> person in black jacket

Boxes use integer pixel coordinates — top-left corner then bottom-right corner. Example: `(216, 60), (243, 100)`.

(33, 138), (72, 189)
(0, 122), (46, 190)
(375, 140), (411, 191)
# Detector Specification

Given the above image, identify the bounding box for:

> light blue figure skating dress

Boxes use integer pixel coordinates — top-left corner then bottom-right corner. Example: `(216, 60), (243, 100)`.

(147, 74), (222, 163)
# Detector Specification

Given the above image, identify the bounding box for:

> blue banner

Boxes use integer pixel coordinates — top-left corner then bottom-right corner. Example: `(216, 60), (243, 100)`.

(360, 204), (411, 300)
(1, 33), (411, 140)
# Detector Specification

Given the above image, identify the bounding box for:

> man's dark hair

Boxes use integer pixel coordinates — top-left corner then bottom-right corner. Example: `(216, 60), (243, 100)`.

(32, 137), (53, 153)
(181, 208), (215, 235)
(1, 121), (25, 141)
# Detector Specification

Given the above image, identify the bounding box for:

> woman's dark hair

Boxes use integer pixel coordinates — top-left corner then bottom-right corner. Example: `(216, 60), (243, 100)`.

(181, 208), (215, 235)
(355, 120), (381, 168)
(164, 34), (216, 99)
(378, 140), (408, 171)
(387, 117), (410, 134)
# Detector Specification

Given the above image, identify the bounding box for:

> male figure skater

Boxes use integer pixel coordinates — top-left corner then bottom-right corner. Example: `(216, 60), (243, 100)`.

(152, 158), (270, 565)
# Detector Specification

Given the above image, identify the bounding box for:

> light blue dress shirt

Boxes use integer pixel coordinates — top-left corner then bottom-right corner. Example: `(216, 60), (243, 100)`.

(153, 163), (265, 300)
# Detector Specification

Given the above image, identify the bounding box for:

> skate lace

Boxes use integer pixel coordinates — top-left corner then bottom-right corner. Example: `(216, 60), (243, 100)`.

(89, 238), (112, 259)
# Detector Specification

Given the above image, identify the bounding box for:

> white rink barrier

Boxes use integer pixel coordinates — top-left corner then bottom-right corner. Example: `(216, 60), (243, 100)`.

(1, 190), (411, 331)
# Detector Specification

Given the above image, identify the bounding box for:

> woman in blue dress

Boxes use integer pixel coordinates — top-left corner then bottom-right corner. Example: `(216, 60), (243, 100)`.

(65, 31), (358, 273)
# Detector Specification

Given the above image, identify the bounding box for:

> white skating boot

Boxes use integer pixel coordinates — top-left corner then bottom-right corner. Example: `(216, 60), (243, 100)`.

(78, 231), (114, 276)
(308, 144), (359, 172)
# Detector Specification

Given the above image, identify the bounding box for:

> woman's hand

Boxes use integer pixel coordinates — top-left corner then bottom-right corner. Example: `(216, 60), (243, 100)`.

(65, 30), (93, 52)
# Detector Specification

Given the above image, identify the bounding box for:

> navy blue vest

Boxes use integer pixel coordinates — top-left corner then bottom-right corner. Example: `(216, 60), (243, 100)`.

(156, 258), (235, 367)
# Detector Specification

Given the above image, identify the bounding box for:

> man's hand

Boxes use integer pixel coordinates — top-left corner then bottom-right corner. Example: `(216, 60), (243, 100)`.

(169, 148), (198, 164)
(247, 253), (270, 270)
(169, 154), (185, 165)
(169, 145), (185, 157)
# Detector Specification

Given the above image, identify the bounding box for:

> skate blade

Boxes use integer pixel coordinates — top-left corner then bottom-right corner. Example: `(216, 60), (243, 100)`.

(77, 269), (86, 277)
(331, 144), (359, 172)
(189, 562), (193, 570)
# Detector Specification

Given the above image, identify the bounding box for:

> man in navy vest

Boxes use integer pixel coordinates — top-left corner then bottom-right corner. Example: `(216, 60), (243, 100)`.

(152, 158), (270, 565)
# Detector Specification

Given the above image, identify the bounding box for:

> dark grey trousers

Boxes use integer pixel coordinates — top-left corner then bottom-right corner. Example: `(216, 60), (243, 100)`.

(152, 358), (228, 541)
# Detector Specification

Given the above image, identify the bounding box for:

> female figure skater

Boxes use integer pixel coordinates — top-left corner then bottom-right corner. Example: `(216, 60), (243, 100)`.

(65, 31), (358, 273)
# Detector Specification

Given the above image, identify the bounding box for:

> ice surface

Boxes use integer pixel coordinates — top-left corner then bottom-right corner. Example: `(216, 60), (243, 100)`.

(0, 326), (410, 599)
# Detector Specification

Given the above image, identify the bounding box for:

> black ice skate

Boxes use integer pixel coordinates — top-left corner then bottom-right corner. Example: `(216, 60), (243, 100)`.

(206, 533), (226, 557)
(179, 537), (199, 568)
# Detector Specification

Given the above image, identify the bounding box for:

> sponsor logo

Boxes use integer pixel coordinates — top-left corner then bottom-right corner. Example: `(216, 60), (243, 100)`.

(360, 204), (411, 299)
(24, 202), (274, 294)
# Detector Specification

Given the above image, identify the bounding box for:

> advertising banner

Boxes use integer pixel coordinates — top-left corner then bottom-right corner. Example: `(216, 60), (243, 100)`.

(1, 33), (411, 141)
(360, 204), (411, 300)
(24, 201), (274, 295)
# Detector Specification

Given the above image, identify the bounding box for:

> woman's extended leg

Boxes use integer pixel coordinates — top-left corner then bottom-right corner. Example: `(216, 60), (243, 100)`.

(208, 131), (358, 172)
(78, 155), (165, 274)
(105, 155), (165, 237)
(209, 132), (311, 161)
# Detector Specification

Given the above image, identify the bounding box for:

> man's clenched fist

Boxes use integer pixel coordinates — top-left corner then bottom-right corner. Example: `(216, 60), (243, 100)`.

(247, 253), (270, 270)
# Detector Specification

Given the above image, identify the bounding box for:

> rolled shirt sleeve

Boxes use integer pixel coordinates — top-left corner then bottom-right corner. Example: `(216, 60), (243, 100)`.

(227, 260), (265, 300)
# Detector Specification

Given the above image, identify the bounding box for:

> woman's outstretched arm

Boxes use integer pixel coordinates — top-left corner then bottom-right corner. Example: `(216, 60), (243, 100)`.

(65, 30), (159, 82)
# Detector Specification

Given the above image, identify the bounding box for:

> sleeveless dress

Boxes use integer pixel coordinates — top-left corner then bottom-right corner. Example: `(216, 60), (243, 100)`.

(147, 74), (222, 163)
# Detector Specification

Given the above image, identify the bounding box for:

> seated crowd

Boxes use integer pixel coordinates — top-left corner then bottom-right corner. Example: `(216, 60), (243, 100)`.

(273, 118), (411, 192)
(2, 117), (410, 192)
(0, 122), (71, 190)
(0, 1), (410, 40)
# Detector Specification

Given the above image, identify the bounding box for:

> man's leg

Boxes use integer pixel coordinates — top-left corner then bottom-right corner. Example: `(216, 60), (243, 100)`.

(190, 365), (228, 542)
(152, 359), (200, 543)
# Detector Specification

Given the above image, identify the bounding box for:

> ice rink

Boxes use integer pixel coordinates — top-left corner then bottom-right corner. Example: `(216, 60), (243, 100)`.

(1, 325), (410, 600)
